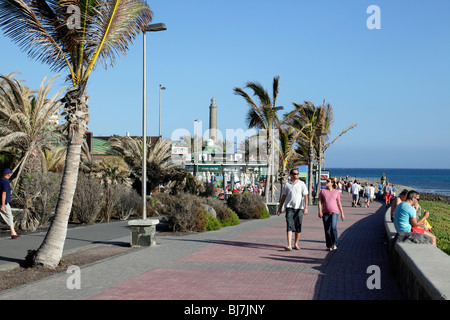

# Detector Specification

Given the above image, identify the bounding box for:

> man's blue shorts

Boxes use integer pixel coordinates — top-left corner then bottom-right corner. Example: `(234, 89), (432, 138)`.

(285, 207), (304, 232)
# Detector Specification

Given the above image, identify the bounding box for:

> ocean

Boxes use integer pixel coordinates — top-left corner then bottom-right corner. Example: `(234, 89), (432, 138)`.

(328, 168), (450, 197)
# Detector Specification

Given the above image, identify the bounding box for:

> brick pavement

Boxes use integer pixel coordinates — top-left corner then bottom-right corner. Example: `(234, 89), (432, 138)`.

(89, 192), (404, 300)
(0, 192), (404, 300)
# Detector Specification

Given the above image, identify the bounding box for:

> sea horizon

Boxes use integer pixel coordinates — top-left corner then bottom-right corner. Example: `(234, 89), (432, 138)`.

(327, 168), (450, 197)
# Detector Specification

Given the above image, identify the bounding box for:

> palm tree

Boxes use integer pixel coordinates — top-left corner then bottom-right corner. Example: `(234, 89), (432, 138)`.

(87, 156), (132, 186)
(233, 76), (283, 203)
(109, 136), (177, 192)
(276, 125), (303, 191)
(0, 0), (153, 268)
(290, 101), (325, 204)
(315, 102), (357, 186)
(0, 73), (65, 191)
(290, 100), (357, 203)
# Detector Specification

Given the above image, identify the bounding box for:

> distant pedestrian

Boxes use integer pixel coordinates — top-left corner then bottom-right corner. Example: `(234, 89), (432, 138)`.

(363, 182), (371, 208)
(384, 182), (393, 208)
(369, 184), (375, 204)
(318, 177), (345, 251)
(277, 168), (309, 251)
(350, 180), (361, 207)
(0, 169), (21, 239)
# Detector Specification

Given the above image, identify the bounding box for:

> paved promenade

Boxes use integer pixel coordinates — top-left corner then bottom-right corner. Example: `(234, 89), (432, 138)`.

(0, 192), (404, 300)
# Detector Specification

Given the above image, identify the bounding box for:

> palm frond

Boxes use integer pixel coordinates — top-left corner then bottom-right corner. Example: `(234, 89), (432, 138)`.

(0, 0), (73, 73)
(83, 0), (153, 79)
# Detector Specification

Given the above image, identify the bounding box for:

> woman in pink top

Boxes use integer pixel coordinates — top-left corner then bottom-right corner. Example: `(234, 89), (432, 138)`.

(318, 177), (345, 251)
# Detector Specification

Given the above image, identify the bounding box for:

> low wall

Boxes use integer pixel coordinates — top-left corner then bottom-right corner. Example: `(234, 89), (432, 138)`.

(384, 208), (450, 300)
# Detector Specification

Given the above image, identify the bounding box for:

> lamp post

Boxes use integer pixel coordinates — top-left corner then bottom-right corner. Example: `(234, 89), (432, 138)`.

(194, 120), (199, 178)
(159, 84), (166, 137)
(142, 23), (167, 220)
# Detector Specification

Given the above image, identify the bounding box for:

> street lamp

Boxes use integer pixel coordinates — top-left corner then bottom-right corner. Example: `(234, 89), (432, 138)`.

(194, 120), (199, 178)
(142, 23), (167, 220)
(159, 84), (166, 137)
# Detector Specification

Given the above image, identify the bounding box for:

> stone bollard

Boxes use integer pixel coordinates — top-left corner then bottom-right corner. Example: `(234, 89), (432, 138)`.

(265, 202), (279, 215)
(128, 219), (159, 247)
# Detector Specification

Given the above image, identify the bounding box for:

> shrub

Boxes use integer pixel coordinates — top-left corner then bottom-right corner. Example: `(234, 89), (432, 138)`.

(151, 193), (176, 216)
(226, 193), (268, 219)
(201, 197), (240, 227)
(203, 210), (221, 231)
(99, 183), (122, 223)
(151, 193), (229, 232)
(151, 193), (206, 232)
(115, 186), (141, 220)
(200, 182), (215, 198)
(71, 173), (103, 224)
(18, 172), (61, 229)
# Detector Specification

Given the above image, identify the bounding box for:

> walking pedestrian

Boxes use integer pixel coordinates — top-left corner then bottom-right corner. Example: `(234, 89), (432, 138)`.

(384, 182), (393, 208)
(0, 168), (21, 239)
(363, 182), (371, 208)
(277, 168), (308, 251)
(350, 180), (361, 207)
(369, 184), (375, 204)
(318, 177), (345, 251)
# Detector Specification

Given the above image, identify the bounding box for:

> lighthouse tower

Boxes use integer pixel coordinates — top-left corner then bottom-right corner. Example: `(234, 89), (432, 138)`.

(209, 97), (217, 142)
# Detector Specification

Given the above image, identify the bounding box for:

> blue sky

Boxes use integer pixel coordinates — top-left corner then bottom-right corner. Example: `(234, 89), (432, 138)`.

(1, 0), (449, 169)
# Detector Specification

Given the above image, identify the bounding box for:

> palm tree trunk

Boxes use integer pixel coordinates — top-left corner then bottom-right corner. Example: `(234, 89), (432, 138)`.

(264, 138), (272, 203)
(34, 129), (83, 268)
(34, 85), (88, 269)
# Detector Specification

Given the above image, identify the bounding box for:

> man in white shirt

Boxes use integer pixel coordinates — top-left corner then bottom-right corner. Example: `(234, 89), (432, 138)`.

(277, 169), (309, 251)
(350, 180), (361, 207)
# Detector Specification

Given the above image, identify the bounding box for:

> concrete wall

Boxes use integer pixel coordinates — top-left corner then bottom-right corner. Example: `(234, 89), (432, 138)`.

(384, 208), (450, 300)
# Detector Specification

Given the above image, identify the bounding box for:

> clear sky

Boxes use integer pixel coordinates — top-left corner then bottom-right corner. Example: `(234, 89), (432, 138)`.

(1, 0), (449, 169)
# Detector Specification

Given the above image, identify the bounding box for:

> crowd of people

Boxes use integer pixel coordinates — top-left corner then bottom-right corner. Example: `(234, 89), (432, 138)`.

(223, 183), (264, 196)
(274, 171), (438, 252)
(341, 177), (437, 246)
(338, 179), (399, 209)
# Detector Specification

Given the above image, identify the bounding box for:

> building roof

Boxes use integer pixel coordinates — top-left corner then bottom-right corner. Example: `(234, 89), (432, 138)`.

(91, 137), (112, 156)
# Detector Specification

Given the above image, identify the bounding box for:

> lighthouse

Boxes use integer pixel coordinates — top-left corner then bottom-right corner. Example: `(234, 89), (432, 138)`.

(209, 97), (217, 142)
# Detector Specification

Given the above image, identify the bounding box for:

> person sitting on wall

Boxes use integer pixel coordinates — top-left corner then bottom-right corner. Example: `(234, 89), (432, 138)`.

(390, 189), (408, 222)
(393, 190), (436, 246)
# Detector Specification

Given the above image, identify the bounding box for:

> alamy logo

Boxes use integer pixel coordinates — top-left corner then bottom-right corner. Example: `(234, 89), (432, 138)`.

(366, 265), (381, 289)
(67, 5), (81, 30)
(367, 5), (381, 30)
(66, 265), (81, 290)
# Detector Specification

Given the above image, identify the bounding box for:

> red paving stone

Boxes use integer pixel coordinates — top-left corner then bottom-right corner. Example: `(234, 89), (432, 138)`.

(89, 192), (404, 300)
(89, 268), (321, 300)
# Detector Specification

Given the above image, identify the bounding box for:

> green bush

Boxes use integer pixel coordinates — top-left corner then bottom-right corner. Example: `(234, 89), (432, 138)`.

(203, 210), (221, 231)
(201, 197), (240, 227)
(151, 193), (243, 232)
(226, 193), (268, 220)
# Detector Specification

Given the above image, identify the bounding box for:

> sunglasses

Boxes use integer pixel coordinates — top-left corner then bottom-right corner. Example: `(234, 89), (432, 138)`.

(291, 173), (299, 175)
